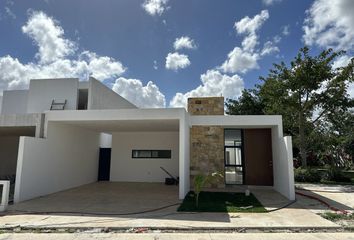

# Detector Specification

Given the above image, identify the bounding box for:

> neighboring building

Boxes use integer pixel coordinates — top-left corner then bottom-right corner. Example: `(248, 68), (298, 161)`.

(0, 77), (294, 204)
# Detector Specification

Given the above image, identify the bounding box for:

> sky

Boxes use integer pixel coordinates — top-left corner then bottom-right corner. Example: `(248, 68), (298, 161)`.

(0, 0), (353, 108)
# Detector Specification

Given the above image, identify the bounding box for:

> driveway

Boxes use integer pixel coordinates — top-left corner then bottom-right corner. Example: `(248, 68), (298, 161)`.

(0, 182), (338, 229)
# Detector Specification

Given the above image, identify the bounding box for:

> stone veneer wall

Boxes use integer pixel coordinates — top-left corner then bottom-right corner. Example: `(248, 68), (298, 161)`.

(190, 126), (225, 188)
(188, 97), (224, 115)
(188, 97), (225, 188)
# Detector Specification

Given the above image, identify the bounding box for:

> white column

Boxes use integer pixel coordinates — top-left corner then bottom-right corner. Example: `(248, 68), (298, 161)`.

(0, 180), (10, 212)
(179, 113), (190, 199)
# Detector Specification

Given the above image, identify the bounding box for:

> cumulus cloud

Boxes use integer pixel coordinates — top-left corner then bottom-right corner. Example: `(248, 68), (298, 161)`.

(169, 70), (244, 107)
(262, 0), (283, 6)
(112, 77), (166, 108)
(142, 0), (169, 16)
(22, 11), (76, 64)
(0, 11), (126, 92)
(220, 47), (259, 73)
(173, 36), (197, 50)
(165, 52), (191, 71)
(261, 41), (280, 56)
(220, 10), (272, 74)
(303, 0), (354, 51)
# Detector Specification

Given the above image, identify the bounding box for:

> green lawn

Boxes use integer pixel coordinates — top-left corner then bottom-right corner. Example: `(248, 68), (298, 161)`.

(177, 191), (267, 213)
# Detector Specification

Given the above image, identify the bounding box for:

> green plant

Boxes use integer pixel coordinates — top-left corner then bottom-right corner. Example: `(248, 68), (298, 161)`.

(321, 212), (354, 221)
(193, 172), (222, 208)
(323, 165), (351, 182)
(294, 167), (322, 182)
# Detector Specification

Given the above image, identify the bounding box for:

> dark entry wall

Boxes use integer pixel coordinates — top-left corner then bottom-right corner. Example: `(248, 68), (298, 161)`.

(243, 129), (273, 186)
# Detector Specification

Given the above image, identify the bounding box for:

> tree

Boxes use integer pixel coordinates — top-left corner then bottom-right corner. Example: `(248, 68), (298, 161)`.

(258, 47), (354, 167)
(225, 89), (264, 115)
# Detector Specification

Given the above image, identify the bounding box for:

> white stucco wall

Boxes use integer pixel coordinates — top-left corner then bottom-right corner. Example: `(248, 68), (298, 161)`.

(110, 131), (179, 182)
(27, 78), (79, 113)
(179, 114), (190, 199)
(88, 78), (137, 110)
(272, 127), (295, 200)
(14, 122), (100, 203)
(1, 90), (28, 114)
(0, 136), (19, 177)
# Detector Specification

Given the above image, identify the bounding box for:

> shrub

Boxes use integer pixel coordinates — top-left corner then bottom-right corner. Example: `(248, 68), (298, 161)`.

(294, 167), (322, 183)
(323, 166), (351, 182)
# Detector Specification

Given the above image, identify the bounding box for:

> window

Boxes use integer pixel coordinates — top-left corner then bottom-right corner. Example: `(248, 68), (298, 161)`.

(132, 150), (171, 159)
(224, 129), (244, 185)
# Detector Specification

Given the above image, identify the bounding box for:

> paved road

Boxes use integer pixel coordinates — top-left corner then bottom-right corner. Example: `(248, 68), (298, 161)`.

(0, 233), (353, 240)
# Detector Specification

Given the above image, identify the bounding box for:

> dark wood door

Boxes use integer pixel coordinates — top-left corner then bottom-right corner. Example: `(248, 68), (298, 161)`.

(243, 129), (273, 185)
(98, 148), (111, 181)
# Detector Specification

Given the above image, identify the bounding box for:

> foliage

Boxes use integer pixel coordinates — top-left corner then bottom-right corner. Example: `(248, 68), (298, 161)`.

(226, 46), (354, 167)
(193, 172), (222, 208)
(321, 212), (354, 221)
(294, 167), (322, 183)
(178, 191), (266, 213)
(225, 89), (264, 115)
(323, 165), (351, 182)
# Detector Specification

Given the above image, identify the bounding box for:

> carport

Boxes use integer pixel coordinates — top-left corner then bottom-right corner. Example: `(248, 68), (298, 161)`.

(0, 126), (36, 202)
(13, 108), (190, 204)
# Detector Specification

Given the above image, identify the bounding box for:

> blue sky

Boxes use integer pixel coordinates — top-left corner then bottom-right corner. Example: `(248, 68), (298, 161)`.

(0, 0), (353, 107)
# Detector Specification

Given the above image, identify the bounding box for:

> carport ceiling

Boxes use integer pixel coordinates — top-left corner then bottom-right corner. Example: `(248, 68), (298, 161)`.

(56, 119), (180, 132)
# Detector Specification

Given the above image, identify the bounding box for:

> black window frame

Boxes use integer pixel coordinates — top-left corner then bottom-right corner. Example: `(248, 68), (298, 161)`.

(224, 129), (245, 185)
(132, 150), (172, 159)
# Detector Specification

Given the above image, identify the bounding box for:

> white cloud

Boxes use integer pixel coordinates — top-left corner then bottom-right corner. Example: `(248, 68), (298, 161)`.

(220, 47), (259, 74)
(165, 52), (191, 71)
(112, 77), (166, 108)
(282, 25), (290, 36)
(262, 0), (283, 6)
(220, 10), (271, 74)
(142, 0), (169, 16)
(303, 0), (354, 51)
(234, 10), (269, 36)
(4, 7), (16, 19)
(170, 70), (244, 107)
(261, 41), (280, 56)
(0, 11), (126, 92)
(22, 11), (76, 64)
(153, 60), (158, 70)
(173, 36), (197, 50)
(332, 55), (352, 69)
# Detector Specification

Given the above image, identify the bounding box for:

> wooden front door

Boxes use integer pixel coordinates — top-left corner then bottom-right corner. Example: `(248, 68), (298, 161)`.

(243, 129), (273, 185)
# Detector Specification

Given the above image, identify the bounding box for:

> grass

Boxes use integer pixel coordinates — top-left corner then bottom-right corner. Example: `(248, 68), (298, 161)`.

(321, 212), (354, 222)
(177, 191), (267, 213)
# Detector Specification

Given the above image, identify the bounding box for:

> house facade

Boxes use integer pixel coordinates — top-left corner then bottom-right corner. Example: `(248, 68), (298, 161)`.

(0, 78), (295, 206)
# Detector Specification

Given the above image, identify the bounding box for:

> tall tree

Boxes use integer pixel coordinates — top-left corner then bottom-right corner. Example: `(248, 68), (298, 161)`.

(225, 89), (264, 115)
(258, 47), (354, 167)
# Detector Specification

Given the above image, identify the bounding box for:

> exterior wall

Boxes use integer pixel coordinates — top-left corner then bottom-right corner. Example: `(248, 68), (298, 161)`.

(88, 78), (137, 110)
(27, 78), (79, 113)
(188, 97), (224, 115)
(14, 122), (100, 203)
(190, 126), (225, 188)
(1, 90), (28, 114)
(272, 128), (295, 200)
(0, 136), (19, 177)
(179, 114), (190, 199)
(0, 113), (44, 137)
(110, 131), (179, 182)
(0, 96), (2, 113)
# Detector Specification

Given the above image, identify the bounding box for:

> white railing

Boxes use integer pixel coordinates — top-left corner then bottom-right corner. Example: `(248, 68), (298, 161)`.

(0, 180), (10, 212)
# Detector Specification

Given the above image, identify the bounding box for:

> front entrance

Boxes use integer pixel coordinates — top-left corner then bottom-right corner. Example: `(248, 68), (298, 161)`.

(98, 148), (111, 181)
(243, 129), (273, 185)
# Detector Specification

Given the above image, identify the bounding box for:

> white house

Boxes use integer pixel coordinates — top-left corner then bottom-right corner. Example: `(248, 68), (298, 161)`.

(0, 77), (295, 206)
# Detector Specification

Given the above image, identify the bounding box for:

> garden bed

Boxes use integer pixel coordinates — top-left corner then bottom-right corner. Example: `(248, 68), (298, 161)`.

(177, 191), (267, 213)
